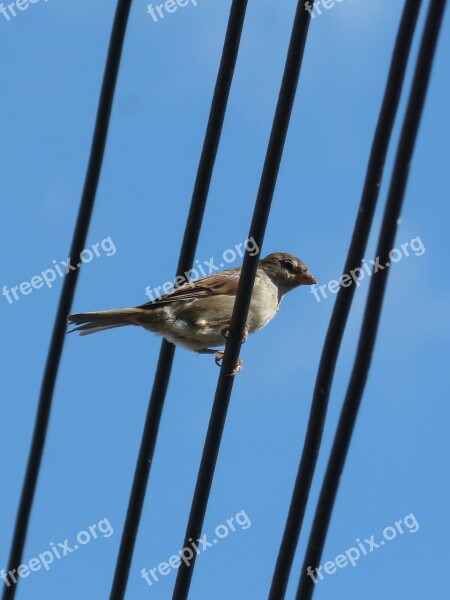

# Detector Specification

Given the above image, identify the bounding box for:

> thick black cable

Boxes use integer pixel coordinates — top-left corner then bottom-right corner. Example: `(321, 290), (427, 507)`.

(1, 3), (132, 600)
(109, 2), (249, 598)
(296, 1), (446, 598)
(269, 1), (423, 597)
(172, 4), (312, 599)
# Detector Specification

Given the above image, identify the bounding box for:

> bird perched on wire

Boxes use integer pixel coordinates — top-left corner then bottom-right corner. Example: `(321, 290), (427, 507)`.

(67, 251), (316, 373)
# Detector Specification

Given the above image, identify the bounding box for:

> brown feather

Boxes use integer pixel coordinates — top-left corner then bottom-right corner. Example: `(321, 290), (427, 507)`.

(137, 269), (241, 310)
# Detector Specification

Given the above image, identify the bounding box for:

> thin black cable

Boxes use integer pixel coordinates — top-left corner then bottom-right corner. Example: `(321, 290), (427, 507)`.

(172, 4), (312, 598)
(269, 1), (423, 597)
(109, 2), (249, 598)
(2, 3), (132, 600)
(296, 1), (446, 598)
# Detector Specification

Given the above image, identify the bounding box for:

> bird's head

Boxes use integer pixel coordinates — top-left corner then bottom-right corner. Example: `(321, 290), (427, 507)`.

(259, 252), (317, 294)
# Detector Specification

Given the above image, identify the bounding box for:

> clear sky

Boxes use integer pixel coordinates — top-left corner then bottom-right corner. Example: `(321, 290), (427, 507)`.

(1, 1), (449, 599)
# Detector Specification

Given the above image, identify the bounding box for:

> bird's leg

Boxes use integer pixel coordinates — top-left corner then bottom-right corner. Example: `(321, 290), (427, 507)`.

(197, 319), (249, 345)
(214, 351), (243, 375)
(217, 324), (249, 375)
(199, 319), (230, 330)
(221, 324), (249, 344)
(197, 348), (243, 374)
(196, 320), (248, 375)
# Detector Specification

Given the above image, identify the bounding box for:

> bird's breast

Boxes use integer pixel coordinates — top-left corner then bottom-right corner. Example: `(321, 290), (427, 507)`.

(247, 276), (280, 333)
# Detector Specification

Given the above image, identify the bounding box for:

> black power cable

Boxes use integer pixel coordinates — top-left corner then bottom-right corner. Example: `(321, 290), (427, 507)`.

(297, 1), (447, 598)
(109, 2), (249, 598)
(172, 3), (313, 598)
(1, 3), (133, 599)
(269, 1), (423, 597)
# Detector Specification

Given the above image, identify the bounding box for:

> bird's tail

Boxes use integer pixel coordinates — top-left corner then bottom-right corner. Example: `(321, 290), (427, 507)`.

(67, 308), (146, 336)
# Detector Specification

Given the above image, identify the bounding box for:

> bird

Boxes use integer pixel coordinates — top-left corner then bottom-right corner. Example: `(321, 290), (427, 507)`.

(67, 251), (316, 373)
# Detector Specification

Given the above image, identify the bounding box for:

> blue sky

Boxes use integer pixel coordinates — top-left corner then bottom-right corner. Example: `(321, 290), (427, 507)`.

(1, 1), (449, 598)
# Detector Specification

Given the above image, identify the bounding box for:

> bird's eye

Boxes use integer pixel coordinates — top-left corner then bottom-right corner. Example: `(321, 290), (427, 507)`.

(281, 260), (295, 272)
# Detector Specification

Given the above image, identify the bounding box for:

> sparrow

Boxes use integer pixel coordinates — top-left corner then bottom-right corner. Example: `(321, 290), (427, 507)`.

(67, 252), (316, 373)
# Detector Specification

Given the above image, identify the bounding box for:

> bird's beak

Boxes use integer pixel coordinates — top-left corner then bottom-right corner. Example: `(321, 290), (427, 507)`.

(296, 270), (317, 285)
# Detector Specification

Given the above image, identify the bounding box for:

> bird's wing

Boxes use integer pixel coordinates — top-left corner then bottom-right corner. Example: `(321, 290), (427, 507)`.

(137, 269), (241, 310)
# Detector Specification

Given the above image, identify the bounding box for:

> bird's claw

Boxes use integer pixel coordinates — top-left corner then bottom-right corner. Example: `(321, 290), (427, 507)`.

(215, 351), (243, 375)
